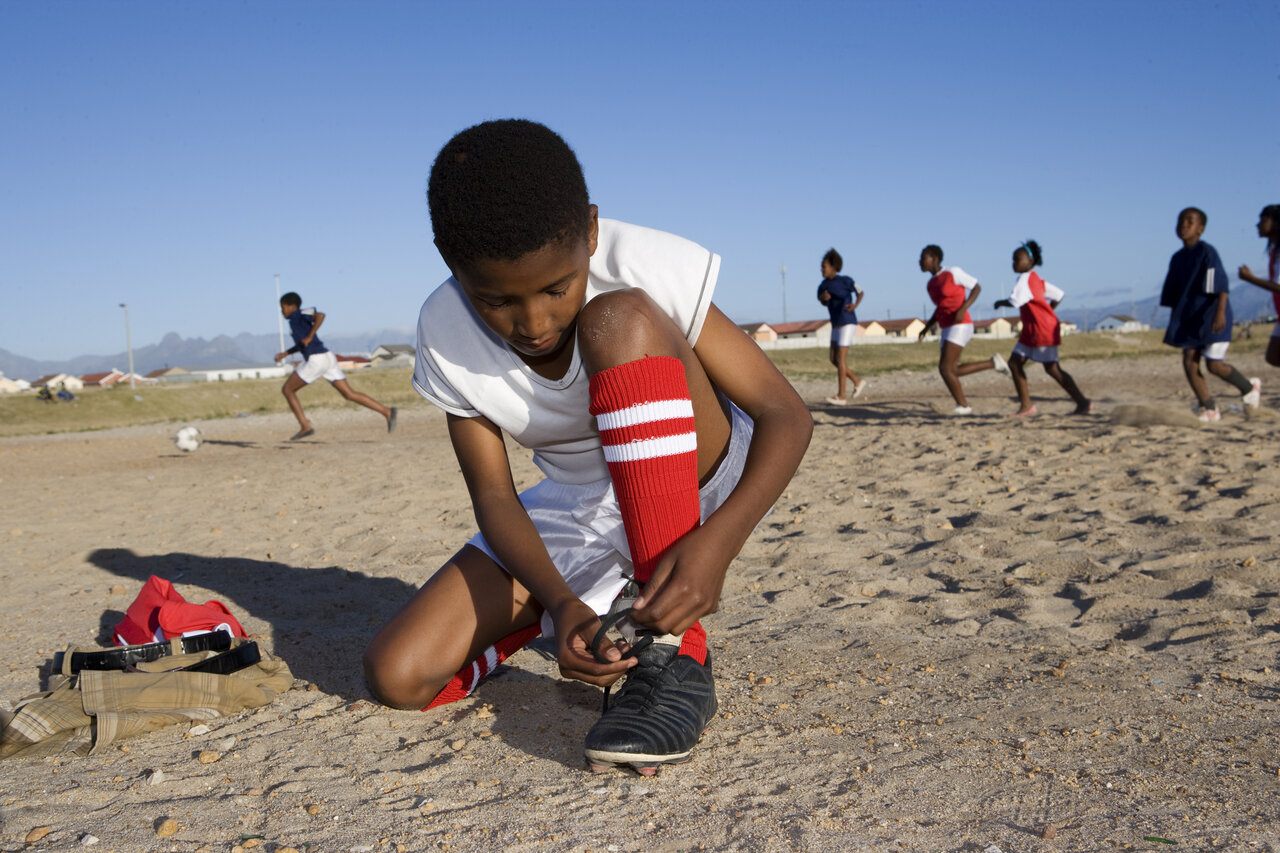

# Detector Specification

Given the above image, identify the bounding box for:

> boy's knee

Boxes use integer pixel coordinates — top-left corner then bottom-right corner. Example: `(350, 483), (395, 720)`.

(362, 642), (442, 711)
(577, 289), (671, 358)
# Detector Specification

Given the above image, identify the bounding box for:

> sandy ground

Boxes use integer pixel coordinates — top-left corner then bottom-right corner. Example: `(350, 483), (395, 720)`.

(1, 352), (1279, 852)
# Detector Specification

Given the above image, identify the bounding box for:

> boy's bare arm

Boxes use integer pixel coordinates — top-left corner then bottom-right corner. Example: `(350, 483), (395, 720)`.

(446, 414), (633, 684)
(632, 304), (813, 634)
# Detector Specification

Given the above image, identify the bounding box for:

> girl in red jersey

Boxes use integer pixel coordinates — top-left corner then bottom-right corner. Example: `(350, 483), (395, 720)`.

(917, 244), (1009, 415)
(992, 240), (1091, 416)
(1237, 204), (1280, 369)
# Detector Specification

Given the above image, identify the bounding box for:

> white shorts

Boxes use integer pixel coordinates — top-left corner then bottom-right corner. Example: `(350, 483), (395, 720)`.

(831, 324), (857, 347)
(469, 403), (756, 638)
(1187, 341), (1231, 361)
(1012, 342), (1059, 364)
(940, 323), (974, 348)
(295, 351), (346, 384)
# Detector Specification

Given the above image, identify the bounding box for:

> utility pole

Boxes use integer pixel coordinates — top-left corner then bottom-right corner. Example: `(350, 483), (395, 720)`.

(275, 273), (286, 355)
(780, 265), (788, 323)
(119, 303), (136, 389)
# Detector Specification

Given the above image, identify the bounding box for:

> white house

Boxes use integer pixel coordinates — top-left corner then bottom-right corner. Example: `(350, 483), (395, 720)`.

(31, 373), (85, 392)
(0, 373), (31, 394)
(194, 365), (291, 382)
(371, 343), (415, 368)
(1095, 314), (1147, 333)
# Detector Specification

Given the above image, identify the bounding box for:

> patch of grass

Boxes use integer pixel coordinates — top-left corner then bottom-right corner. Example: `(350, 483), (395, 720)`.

(0, 368), (423, 438)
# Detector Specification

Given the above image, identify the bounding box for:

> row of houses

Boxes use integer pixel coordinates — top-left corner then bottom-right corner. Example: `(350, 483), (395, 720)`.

(1, 344), (418, 394)
(736, 314), (1146, 348)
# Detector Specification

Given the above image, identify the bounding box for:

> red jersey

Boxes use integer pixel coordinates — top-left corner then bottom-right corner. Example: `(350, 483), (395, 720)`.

(926, 266), (978, 327)
(1009, 271), (1064, 348)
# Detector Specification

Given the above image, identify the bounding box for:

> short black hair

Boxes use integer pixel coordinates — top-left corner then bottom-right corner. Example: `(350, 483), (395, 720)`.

(1261, 205), (1280, 247)
(280, 292), (302, 308)
(427, 119), (591, 269)
(823, 248), (843, 272)
(922, 244), (943, 263)
(1019, 239), (1043, 267)
(1180, 206), (1207, 228)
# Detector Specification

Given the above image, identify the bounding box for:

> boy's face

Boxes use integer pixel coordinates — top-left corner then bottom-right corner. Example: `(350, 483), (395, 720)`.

(280, 302), (298, 318)
(919, 250), (939, 274)
(453, 206), (599, 366)
(1176, 210), (1204, 247)
(821, 259), (836, 279)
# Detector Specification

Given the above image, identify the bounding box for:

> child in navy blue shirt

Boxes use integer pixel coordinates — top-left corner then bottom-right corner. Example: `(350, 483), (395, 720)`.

(816, 248), (866, 405)
(1159, 208), (1258, 421)
(275, 292), (397, 440)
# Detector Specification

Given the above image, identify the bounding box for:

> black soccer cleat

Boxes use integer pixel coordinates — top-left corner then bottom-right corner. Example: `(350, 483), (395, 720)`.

(583, 636), (717, 776)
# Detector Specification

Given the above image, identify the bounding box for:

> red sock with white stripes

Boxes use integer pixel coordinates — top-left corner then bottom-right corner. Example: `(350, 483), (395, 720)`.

(422, 623), (541, 710)
(589, 355), (708, 665)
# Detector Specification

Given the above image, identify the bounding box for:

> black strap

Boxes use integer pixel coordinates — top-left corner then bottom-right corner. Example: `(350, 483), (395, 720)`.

(182, 641), (261, 675)
(63, 631), (233, 674)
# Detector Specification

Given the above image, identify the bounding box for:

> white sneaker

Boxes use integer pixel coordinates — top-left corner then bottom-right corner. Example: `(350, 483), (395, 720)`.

(1195, 406), (1221, 423)
(1243, 377), (1261, 409)
(953, 405), (973, 416)
(851, 380), (868, 399)
(991, 353), (1011, 376)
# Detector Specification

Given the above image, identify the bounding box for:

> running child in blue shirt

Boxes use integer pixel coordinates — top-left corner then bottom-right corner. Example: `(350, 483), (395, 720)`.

(275, 292), (397, 440)
(1159, 208), (1259, 422)
(816, 248), (866, 405)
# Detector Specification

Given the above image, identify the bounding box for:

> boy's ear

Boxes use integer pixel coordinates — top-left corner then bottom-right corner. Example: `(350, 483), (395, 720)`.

(586, 204), (599, 256)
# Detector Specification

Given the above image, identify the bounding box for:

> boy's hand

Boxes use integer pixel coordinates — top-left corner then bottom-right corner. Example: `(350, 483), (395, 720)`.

(631, 525), (732, 636)
(549, 598), (635, 687)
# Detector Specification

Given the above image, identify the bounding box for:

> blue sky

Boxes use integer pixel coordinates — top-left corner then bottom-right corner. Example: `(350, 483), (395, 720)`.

(3, 0), (1277, 362)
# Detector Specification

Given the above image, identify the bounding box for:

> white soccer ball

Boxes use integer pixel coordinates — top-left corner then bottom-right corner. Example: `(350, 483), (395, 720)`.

(175, 426), (201, 452)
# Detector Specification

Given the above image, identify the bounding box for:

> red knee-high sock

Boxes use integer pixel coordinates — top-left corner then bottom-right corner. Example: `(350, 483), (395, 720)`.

(422, 623), (541, 710)
(589, 355), (708, 665)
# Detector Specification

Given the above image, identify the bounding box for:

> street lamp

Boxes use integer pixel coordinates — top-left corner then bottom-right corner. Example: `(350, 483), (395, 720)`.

(119, 303), (136, 390)
(780, 265), (788, 324)
(274, 273), (285, 355)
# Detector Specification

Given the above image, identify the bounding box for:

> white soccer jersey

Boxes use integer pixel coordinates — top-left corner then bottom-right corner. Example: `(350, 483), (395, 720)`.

(1009, 272), (1064, 307)
(412, 219), (720, 484)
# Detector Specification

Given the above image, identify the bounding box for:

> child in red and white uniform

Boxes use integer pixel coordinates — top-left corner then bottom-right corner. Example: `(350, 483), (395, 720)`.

(1237, 203), (1280, 373)
(992, 240), (1091, 416)
(363, 120), (812, 776)
(917, 244), (1009, 415)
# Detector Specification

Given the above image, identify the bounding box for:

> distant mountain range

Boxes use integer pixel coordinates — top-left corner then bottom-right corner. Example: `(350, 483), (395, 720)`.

(0, 327), (415, 382)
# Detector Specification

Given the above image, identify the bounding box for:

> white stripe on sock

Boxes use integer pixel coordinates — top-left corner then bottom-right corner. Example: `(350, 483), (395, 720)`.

(602, 431), (697, 463)
(595, 399), (694, 431)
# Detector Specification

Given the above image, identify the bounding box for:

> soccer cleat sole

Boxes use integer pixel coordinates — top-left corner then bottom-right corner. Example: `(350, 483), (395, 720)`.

(586, 750), (694, 776)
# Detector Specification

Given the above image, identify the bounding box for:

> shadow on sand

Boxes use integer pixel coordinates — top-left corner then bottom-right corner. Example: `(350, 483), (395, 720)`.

(88, 547), (417, 699)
